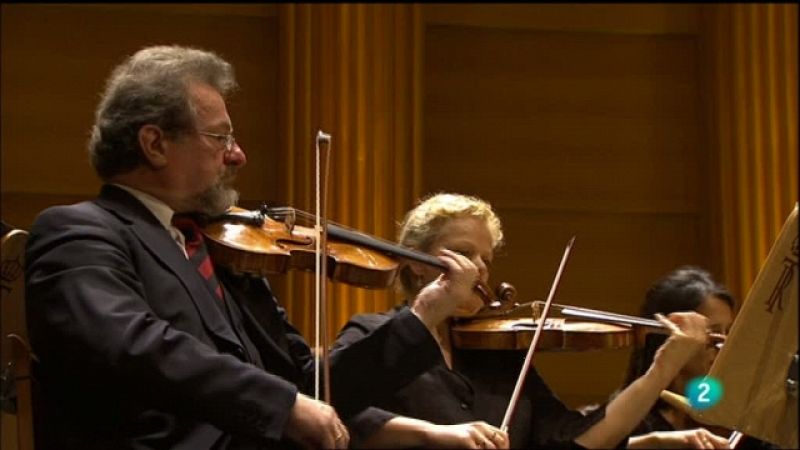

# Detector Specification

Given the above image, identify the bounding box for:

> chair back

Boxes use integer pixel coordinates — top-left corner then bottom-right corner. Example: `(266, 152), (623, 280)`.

(1, 225), (35, 450)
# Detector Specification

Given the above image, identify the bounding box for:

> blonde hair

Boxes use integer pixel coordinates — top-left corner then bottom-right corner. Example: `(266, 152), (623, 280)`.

(397, 193), (503, 297)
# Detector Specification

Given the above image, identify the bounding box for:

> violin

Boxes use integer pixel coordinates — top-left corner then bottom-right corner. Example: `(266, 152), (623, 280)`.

(451, 316), (634, 352)
(452, 300), (727, 352)
(197, 205), (515, 310)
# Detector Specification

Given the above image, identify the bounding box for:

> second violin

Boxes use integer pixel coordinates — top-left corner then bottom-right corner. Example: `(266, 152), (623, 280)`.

(451, 300), (727, 352)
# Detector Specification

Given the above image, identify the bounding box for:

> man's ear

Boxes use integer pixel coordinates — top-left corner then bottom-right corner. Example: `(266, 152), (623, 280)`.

(138, 124), (169, 168)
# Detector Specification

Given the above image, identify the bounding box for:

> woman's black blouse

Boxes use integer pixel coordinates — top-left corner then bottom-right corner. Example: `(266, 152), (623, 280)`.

(333, 306), (626, 449)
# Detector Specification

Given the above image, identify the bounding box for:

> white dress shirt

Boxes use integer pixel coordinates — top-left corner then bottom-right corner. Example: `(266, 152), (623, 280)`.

(112, 183), (189, 259)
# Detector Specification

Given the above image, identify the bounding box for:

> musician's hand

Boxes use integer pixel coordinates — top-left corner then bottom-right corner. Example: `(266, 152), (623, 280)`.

(411, 249), (482, 329)
(284, 393), (349, 449)
(650, 312), (709, 383)
(424, 421), (509, 449)
(641, 428), (730, 449)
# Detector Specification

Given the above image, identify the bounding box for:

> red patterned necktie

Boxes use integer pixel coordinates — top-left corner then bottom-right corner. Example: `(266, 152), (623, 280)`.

(172, 216), (225, 302)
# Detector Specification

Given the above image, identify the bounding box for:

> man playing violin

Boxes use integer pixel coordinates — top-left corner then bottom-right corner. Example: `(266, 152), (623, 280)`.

(23, 45), (483, 450)
(332, 193), (720, 449)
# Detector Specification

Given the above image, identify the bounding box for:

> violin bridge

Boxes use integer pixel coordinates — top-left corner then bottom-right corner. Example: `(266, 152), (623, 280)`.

(284, 208), (296, 233)
(265, 204), (296, 233)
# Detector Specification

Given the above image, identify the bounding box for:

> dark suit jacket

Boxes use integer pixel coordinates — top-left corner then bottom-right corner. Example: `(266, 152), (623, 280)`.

(24, 185), (398, 450)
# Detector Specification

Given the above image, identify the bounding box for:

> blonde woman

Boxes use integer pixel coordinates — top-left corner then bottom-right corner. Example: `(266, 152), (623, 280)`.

(332, 193), (723, 449)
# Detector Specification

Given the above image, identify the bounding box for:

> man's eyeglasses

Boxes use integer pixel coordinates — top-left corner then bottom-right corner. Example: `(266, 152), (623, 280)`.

(197, 131), (236, 153)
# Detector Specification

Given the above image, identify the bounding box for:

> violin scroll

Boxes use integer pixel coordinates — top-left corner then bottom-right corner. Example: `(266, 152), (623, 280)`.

(496, 282), (517, 302)
(469, 282), (521, 318)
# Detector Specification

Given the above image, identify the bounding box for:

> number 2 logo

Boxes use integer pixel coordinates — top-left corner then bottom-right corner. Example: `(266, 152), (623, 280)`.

(687, 377), (723, 410)
(697, 382), (711, 403)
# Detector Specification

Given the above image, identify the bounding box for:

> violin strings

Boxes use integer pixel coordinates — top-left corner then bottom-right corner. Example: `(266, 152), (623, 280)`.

(267, 207), (401, 247)
(550, 302), (727, 342)
(542, 302), (663, 328)
(562, 308), (662, 328)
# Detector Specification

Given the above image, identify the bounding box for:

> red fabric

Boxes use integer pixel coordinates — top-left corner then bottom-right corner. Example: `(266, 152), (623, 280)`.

(172, 216), (225, 302)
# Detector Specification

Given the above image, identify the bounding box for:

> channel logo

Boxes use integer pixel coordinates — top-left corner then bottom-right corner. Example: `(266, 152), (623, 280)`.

(685, 376), (723, 410)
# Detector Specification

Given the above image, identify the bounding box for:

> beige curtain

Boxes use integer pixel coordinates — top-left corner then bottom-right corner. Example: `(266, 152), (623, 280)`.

(702, 4), (798, 303)
(275, 4), (424, 341)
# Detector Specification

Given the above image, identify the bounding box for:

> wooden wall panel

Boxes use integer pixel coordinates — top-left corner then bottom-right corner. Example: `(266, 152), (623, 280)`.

(425, 26), (700, 214)
(493, 210), (703, 314)
(423, 9), (704, 407)
(425, 4), (699, 34)
(0, 4), (278, 229)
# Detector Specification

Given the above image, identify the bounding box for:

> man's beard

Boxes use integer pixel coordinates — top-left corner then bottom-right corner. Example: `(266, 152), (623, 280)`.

(191, 167), (240, 216)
